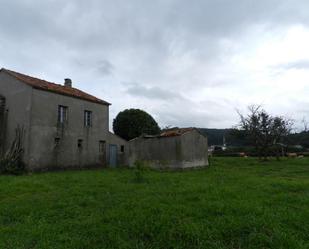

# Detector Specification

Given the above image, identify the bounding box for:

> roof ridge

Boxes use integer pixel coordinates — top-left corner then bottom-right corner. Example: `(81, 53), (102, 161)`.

(1, 68), (111, 105)
(159, 127), (197, 137)
(2, 68), (61, 86)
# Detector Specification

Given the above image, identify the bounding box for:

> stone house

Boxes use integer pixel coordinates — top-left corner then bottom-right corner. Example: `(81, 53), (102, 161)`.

(127, 128), (209, 169)
(0, 68), (127, 171)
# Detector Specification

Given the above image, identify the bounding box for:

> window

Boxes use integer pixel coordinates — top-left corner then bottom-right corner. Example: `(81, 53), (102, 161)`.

(99, 140), (106, 153)
(120, 145), (125, 153)
(58, 105), (68, 124)
(99, 141), (106, 165)
(78, 139), (83, 149)
(54, 137), (60, 148)
(84, 110), (92, 127)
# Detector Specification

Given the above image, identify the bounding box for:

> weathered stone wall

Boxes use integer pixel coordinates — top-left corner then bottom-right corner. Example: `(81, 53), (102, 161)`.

(128, 130), (208, 169)
(180, 130), (209, 168)
(128, 135), (182, 168)
(0, 95), (6, 154)
(0, 70), (115, 171)
(27, 87), (110, 171)
(0, 72), (32, 163)
(1, 70), (209, 171)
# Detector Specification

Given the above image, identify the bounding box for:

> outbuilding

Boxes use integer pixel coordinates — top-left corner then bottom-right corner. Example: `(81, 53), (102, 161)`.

(127, 128), (208, 169)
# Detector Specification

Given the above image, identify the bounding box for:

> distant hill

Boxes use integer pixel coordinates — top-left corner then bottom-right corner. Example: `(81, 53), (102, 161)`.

(287, 131), (309, 148)
(199, 128), (309, 148)
(198, 128), (234, 146)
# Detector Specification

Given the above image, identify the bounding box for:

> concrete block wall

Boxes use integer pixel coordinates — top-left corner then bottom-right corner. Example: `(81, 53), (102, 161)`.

(127, 130), (208, 169)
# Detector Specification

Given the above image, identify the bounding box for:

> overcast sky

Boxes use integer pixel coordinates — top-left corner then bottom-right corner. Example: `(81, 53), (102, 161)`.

(1, 0), (309, 130)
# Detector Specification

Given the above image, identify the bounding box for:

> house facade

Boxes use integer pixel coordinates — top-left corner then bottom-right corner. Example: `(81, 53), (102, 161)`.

(128, 128), (209, 169)
(0, 68), (126, 171)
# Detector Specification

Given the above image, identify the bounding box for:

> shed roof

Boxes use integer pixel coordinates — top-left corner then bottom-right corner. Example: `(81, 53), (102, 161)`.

(160, 128), (196, 137)
(139, 127), (203, 140)
(0, 68), (110, 105)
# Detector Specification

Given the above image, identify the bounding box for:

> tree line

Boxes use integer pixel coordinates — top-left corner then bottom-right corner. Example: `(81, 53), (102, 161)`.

(113, 107), (309, 160)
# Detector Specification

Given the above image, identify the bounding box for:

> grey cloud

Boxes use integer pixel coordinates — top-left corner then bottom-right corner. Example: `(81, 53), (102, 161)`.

(2, 0), (309, 51)
(96, 60), (114, 76)
(156, 102), (236, 128)
(1, 0), (309, 129)
(72, 58), (114, 77)
(125, 84), (185, 100)
(277, 60), (309, 70)
(1, 0), (308, 74)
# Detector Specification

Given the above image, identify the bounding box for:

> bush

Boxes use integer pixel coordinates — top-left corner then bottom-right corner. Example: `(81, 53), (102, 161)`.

(0, 126), (25, 175)
(133, 160), (149, 183)
(113, 109), (160, 140)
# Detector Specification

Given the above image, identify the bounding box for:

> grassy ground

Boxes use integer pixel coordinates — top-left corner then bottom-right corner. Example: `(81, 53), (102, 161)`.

(0, 158), (308, 249)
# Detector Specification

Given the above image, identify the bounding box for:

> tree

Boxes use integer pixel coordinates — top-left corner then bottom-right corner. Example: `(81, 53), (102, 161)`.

(113, 109), (160, 140)
(237, 105), (293, 160)
(301, 117), (308, 132)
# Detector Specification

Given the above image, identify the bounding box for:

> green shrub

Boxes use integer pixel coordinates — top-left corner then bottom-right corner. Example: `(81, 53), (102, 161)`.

(0, 126), (25, 175)
(133, 160), (149, 183)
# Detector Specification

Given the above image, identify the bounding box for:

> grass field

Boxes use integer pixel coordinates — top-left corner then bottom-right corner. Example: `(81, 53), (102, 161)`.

(0, 158), (308, 249)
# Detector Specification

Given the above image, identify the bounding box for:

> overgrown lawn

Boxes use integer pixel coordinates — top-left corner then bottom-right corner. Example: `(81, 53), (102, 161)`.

(0, 158), (308, 249)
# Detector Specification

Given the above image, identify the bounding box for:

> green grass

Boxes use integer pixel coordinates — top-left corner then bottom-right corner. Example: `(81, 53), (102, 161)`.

(0, 158), (308, 249)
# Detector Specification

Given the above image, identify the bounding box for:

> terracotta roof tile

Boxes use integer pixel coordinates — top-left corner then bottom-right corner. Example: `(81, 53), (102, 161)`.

(1, 68), (110, 105)
(160, 127), (196, 137)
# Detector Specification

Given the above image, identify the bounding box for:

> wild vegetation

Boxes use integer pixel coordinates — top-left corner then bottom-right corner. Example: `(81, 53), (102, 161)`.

(0, 157), (308, 249)
(0, 126), (25, 175)
(236, 106), (293, 160)
(200, 108), (309, 150)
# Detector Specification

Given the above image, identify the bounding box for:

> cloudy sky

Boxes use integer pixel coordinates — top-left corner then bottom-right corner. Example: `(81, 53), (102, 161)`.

(1, 0), (309, 130)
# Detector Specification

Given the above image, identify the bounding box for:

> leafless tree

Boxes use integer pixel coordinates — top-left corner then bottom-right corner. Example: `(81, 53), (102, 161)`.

(237, 105), (293, 160)
(301, 117), (308, 132)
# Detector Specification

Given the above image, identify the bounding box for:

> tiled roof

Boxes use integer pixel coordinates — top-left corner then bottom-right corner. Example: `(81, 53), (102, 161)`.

(132, 128), (205, 141)
(0, 68), (110, 105)
(160, 128), (196, 137)
(140, 128), (200, 140)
